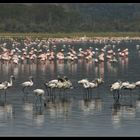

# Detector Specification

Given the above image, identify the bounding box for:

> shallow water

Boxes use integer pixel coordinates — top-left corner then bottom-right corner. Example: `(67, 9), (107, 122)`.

(0, 40), (140, 136)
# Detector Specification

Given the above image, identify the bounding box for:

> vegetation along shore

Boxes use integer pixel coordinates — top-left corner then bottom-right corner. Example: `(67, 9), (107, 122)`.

(1, 32), (140, 40)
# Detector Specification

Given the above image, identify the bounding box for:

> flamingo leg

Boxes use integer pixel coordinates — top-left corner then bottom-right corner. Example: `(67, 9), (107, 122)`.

(115, 90), (120, 103)
(49, 88), (52, 96)
(45, 87), (49, 96)
(34, 95), (38, 106)
(40, 96), (42, 106)
(130, 89), (133, 97)
(46, 87), (49, 96)
(112, 91), (115, 100)
(51, 88), (53, 97)
(117, 90), (120, 99)
(44, 84), (48, 95)
(89, 88), (92, 98)
(22, 87), (26, 94)
(53, 88), (56, 96)
(4, 89), (7, 102)
(87, 88), (90, 98)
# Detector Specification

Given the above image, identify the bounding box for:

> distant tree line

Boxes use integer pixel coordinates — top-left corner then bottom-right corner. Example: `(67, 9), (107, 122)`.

(0, 3), (140, 33)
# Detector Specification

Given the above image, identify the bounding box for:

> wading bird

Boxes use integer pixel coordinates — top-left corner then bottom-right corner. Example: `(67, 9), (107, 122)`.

(110, 81), (122, 101)
(33, 89), (46, 106)
(0, 81), (8, 101)
(21, 76), (34, 94)
(6, 75), (15, 88)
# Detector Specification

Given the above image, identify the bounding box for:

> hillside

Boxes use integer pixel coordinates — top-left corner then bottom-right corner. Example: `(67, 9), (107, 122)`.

(0, 3), (140, 33)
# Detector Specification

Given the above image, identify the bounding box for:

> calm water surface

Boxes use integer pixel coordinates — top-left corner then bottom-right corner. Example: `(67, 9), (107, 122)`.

(0, 40), (140, 136)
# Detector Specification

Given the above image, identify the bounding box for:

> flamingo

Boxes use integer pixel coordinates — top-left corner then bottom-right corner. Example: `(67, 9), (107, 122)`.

(118, 81), (130, 95)
(135, 81), (140, 91)
(78, 79), (89, 90)
(62, 76), (73, 89)
(94, 78), (104, 86)
(98, 53), (104, 62)
(78, 79), (89, 84)
(51, 76), (73, 96)
(83, 80), (98, 98)
(78, 79), (99, 97)
(56, 80), (64, 89)
(120, 81), (130, 90)
(44, 76), (64, 96)
(109, 57), (118, 63)
(21, 76), (34, 94)
(44, 81), (57, 96)
(5, 75), (15, 88)
(88, 80), (99, 89)
(60, 76), (73, 97)
(33, 89), (46, 106)
(122, 83), (136, 94)
(0, 81), (8, 101)
(110, 81), (122, 101)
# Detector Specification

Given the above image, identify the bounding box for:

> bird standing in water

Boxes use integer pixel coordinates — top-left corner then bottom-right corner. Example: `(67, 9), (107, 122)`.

(21, 76), (34, 95)
(0, 81), (8, 102)
(33, 89), (46, 106)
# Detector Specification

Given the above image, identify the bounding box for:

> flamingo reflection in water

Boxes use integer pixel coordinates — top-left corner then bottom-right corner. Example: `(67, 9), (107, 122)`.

(0, 101), (13, 121)
(111, 100), (122, 129)
(45, 96), (72, 119)
(79, 96), (102, 115)
(22, 101), (33, 121)
(112, 95), (136, 129)
(78, 81), (103, 115)
(33, 108), (45, 127)
(112, 81), (136, 121)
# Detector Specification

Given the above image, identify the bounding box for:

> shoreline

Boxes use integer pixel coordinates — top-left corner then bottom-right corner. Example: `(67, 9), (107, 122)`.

(0, 32), (140, 41)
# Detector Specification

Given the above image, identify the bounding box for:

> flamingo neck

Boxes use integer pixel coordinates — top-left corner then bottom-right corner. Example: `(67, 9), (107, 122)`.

(10, 77), (13, 85)
(30, 79), (33, 83)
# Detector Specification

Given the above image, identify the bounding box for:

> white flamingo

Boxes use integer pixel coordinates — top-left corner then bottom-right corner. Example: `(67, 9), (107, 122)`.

(135, 81), (140, 91)
(21, 76), (34, 94)
(110, 81), (122, 91)
(120, 81), (130, 89)
(78, 79), (99, 96)
(94, 78), (104, 85)
(122, 83), (136, 93)
(110, 81), (122, 101)
(33, 89), (46, 106)
(78, 79), (89, 84)
(44, 81), (57, 96)
(0, 81), (8, 101)
(62, 78), (73, 90)
(44, 76), (64, 95)
(88, 80), (99, 89)
(5, 75), (15, 88)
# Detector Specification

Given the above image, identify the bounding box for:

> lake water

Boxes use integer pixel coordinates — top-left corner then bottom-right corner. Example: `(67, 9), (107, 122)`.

(0, 39), (140, 136)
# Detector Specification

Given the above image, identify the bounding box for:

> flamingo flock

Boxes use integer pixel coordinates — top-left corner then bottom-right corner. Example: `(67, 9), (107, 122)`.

(78, 78), (102, 90)
(0, 36), (133, 66)
(0, 75), (104, 106)
(110, 80), (140, 102)
(0, 37), (140, 107)
(0, 73), (140, 108)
